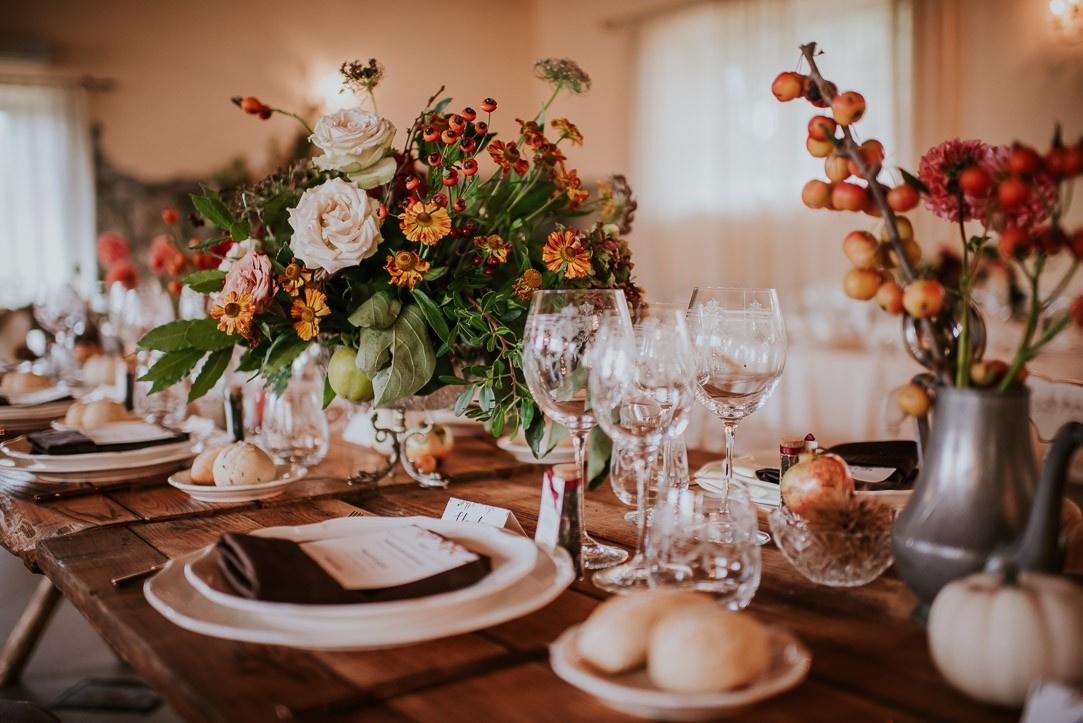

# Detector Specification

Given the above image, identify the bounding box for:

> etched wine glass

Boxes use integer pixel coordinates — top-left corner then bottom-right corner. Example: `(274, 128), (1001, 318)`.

(588, 309), (696, 592)
(523, 289), (633, 570)
(687, 287), (787, 545)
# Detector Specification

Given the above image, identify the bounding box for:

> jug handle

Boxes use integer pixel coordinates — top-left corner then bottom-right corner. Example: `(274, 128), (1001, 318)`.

(909, 373), (935, 467)
(1009, 421), (1083, 573)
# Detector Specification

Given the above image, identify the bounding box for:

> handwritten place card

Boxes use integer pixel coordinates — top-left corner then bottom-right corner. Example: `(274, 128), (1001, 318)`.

(534, 468), (567, 550)
(301, 525), (479, 590)
(441, 497), (526, 536)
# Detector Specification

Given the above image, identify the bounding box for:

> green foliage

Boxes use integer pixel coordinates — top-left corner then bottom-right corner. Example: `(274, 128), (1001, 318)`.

(371, 304), (436, 406)
(138, 349), (205, 394)
(183, 270), (227, 293)
(349, 291), (401, 329)
(188, 347), (232, 401)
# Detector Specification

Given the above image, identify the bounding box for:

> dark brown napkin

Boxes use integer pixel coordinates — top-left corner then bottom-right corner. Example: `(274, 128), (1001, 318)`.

(26, 428), (189, 456)
(754, 440), (919, 490)
(215, 531), (492, 605)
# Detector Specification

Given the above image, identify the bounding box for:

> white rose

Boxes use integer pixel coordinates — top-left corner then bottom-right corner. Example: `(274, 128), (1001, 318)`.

(311, 109), (397, 189)
(287, 178), (383, 274)
(217, 239), (262, 272)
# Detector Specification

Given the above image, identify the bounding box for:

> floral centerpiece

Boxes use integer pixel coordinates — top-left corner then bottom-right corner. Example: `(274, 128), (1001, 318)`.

(136, 58), (640, 462)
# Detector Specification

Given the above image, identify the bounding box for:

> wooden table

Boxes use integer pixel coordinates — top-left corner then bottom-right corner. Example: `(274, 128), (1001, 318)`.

(28, 443), (1016, 722)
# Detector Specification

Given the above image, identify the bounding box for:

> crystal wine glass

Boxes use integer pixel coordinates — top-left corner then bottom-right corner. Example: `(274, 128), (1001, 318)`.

(33, 282), (88, 382)
(523, 289), (633, 570)
(687, 287), (787, 545)
(588, 309), (696, 592)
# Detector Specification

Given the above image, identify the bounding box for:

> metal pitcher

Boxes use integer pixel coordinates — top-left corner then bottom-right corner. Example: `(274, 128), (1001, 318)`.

(892, 384), (1083, 616)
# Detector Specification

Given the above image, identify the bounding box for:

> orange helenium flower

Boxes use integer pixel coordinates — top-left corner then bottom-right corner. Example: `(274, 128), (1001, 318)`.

(555, 168), (589, 208)
(542, 229), (592, 279)
(516, 118), (547, 148)
(398, 201), (451, 246)
(385, 250), (431, 289)
(488, 141), (529, 175)
(551, 118), (583, 146)
(472, 234), (511, 264)
(279, 260), (311, 297)
(209, 291), (256, 338)
(290, 287), (330, 341)
(513, 268), (543, 300)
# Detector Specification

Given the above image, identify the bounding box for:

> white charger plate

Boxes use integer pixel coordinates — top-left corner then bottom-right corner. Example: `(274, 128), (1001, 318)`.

(167, 464), (307, 503)
(2, 433), (195, 468)
(496, 436), (575, 464)
(0, 442), (198, 474)
(0, 399), (73, 423)
(144, 532), (573, 651)
(183, 516), (539, 620)
(549, 624), (811, 721)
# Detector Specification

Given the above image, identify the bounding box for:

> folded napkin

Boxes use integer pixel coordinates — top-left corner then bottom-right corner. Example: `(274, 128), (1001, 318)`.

(754, 440), (919, 490)
(26, 426), (189, 455)
(216, 531), (492, 605)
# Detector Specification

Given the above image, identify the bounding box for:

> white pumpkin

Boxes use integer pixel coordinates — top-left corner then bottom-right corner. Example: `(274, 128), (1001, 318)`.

(927, 569), (1083, 707)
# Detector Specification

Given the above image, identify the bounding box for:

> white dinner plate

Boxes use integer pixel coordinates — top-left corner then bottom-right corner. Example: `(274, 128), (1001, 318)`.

(549, 624), (811, 721)
(183, 516), (539, 620)
(496, 436), (575, 464)
(167, 464), (307, 503)
(144, 531), (573, 651)
(1, 434), (196, 472)
(0, 399), (74, 424)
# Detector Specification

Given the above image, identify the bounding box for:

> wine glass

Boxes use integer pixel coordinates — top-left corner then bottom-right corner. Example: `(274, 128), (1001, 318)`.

(33, 282), (88, 382)
(589, 309), (696, 592)
(687, 287), (787, 545)
(523, 289), (633, 570)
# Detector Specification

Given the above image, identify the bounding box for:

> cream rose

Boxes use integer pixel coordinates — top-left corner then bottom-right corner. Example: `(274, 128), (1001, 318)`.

(288, 177), (383, 274)
(217, 238), (261, 272)
(311, 109), (397, 189)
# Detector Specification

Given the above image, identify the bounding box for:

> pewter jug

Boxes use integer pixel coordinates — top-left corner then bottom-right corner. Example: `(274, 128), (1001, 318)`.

(892, 384), (1083, 615)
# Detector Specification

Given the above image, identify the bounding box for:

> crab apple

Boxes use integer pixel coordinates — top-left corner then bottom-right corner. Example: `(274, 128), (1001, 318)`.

(958, 166), (992, 196)
(997, 177), (1029, 209)
(806, 136), (834, 158)
(862, 186), (886, 217)
(896, 383), (930, 417)
(887, 183), (919, 212)
(876, 280), (905, 314)
(1046, 147), (1070, 179)
(831, 91), (866, 125)
(848, 139), (885, 177)
(843, 230), (879, 269)
(1008, 145), (1042, 176)
(825, 155), (850, 183)
(998, 226), (1032, 260)
(808, 115), (837, 141)
(903, 279), (945, 318)
(772, 72), (807, 102)
(843, 269), (881, 300)
(889, 238), (922, 268)
(801, 179), (832, 209)
(970, 359), (1010, 387)
(881, 215), (914, 242)
(805, 80), (836, 109)
(832, 182), (867, 212)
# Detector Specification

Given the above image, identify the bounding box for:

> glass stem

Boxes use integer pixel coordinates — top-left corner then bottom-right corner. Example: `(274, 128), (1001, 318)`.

(723, 421), (738, 505)
(570, 427), (590, 541)
(633, 451), (654, 557)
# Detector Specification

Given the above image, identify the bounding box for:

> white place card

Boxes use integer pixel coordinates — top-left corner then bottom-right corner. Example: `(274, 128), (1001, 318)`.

(849, 465), (896, 484)
(441, 497), (526, 536)
(534, 468), (568, 550)
(301, 525), (480, 590)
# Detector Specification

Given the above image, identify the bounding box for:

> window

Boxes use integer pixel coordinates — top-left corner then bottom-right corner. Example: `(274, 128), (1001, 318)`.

(0, 82), (96, 309)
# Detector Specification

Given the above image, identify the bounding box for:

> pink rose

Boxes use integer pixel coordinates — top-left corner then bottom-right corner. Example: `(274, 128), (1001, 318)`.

(222, 252), (274, 311)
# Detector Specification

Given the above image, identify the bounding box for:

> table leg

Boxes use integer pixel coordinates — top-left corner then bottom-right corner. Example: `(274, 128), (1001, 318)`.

(0, 577), (62, 687)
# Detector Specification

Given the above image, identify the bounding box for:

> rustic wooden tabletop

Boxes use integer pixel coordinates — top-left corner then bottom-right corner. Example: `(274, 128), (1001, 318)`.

(22, 439), (1017, 723)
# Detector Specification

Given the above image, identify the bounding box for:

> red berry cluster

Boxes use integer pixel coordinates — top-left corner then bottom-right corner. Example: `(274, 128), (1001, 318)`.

(231, 95), (272, 120)
(996, 141), (1083, 261)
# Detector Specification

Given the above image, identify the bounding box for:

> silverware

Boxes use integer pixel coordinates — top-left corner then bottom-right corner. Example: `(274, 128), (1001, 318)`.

(110, 563), (166, 588)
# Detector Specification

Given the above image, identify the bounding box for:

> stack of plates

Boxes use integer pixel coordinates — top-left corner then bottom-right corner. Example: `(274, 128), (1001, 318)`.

(0, 434), (199, 476)
(0, 396), (73, 436)
(145, 515), (575, 650)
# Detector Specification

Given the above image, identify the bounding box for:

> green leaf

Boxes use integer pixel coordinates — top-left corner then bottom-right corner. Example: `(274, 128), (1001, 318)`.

(138, 349), (205, 394)
(525, 413), (547, 458)
(137, 320), (194, 352)
(348, 291), (402, 329)
(228, 221), (250, 242)
(323, 375), (336, 409)
(235, 346), (262, 372)
(900, 168), (931, 195)
(183, 269), (227, 293)
(263, 335), (309, 373)
(410, 288), (450, 343)
(355, 327), (393, 376)
(190, 190), (233, 230)
(587, 426), (612, 489)
(371, 304), (436, 406)
(454, 385), (474, 416)
(188, 347), (231, 402)
(185, 317), (235, 352)
(422, 266), (448, 282)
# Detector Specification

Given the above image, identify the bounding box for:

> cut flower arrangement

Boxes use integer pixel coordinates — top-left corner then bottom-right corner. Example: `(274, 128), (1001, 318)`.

(137, 58), (641, 458)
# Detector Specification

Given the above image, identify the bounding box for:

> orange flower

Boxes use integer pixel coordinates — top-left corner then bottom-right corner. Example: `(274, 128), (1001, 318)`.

(555, 168), (589, 208)
(398, 201), (452, 246)
(533, 142), (567, 170)
(279, 260), (311, 297)
(542, 228), (592, 279)
(516, 118), (547, 148)
(472, 234), (511, 264)
(385, 250), (431, 289)
(513, 268), (543, 300)
(290, 287), (330, 341)
(488, 140), (529, 175)
(209, 291), (256, 339)
(551, 118), (583, 146)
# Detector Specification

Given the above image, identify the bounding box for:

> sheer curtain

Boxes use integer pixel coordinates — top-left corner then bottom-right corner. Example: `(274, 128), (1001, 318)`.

(0, 82), (96, 309)
(630, 0), (913, 451)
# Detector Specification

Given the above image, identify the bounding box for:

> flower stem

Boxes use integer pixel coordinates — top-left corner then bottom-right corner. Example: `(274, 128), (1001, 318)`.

(955, 199), (971, 388)
(271, 108), (314, 136)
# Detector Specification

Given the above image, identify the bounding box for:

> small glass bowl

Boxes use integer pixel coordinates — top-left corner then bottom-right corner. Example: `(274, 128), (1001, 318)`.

(768, 506), (894, 587)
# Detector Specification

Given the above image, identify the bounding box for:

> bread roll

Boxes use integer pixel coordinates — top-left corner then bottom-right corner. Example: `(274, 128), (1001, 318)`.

(576, 590), (716, 674)
(648, 607), (771, 693)
(80, 399), (130, 427)
(1, 372), (52, 396)
(190, 446), (225, 485)
(64, 401), (86, 427)
(83, 355), (121, 387)
(212, 442), (277, 486)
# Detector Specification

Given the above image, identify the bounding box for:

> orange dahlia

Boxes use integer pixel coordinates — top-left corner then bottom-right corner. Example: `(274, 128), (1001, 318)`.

(542, 228), (592, 279)
(209, 291), (256, 338)
(399, 201), (452, 246)
(488, 140), (529, 175)
(290, 287), (330, 341)
(385, 250), (431, 289)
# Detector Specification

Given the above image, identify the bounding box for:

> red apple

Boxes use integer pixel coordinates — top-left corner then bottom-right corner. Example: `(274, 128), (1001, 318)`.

(887, 184), (919, 212)
(832, 182), (868, 212)
(780, 453), (855, 520)
(903, 279), (946, 318)
(831, 91), (866, 126)
(772, 72), (807, 102)
(843, 269), (881, 300)
(876, 280), (904, 314)
(808, 115), (837, 141)
(801, 180), (832, 209)
(843, 231), (879, 269)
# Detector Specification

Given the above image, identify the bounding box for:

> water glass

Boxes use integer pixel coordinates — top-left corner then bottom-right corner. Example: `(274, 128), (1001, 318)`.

(259, 378), (330, 468)
(611, 437), (689, 523)
(647, 487), (761, 610)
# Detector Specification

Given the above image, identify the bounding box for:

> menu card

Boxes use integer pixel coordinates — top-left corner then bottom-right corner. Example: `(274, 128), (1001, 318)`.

(301, 525), (481, 590)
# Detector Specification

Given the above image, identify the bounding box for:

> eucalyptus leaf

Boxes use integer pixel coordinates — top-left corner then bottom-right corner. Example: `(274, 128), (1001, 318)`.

(348, 291), (402, 329)
(137, 320), (194, 352)
(355, 327), (393, 376)
(188, 347), (231, 402)
(370, 304), (436, 406)
(138, 349), (205, 394)
(185, 317), (235, 352)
